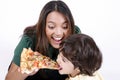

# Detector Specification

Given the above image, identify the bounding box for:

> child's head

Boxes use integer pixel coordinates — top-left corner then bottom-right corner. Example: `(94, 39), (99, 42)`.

(57, 34), (102, 76)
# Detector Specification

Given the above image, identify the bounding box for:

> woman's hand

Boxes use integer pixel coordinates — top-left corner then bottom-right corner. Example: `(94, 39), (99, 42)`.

(18, 65), (39, 76)
(5, 62), (39, 80)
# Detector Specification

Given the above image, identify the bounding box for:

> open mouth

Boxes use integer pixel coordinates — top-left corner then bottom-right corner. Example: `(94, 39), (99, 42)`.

(52, 36), (63, 44)
(57, 66), (62, 70)
(59, 67), (62, 70)
(57, 64), (63, 70)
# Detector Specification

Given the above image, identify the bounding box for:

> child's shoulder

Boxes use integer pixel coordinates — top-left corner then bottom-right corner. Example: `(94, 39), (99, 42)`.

(68, 71), (104, 80)
(79, 71), (104, 80)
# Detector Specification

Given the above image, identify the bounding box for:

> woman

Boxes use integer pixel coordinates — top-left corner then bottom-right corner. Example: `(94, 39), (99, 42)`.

(5, 0), (80, 80)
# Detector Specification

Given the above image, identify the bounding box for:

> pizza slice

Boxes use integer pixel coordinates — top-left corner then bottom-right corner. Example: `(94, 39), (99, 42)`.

(20, 48), (60, 74)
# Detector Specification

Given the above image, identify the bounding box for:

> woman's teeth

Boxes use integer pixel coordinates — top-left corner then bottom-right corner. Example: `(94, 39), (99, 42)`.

(53, 37), (62, 41)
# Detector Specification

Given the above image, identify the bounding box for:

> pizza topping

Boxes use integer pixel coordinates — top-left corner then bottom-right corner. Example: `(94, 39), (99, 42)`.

(20, 48), (60, 74)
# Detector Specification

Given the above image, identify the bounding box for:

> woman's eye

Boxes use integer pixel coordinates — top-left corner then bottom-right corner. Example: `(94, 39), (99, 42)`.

(48, 25), (54, 29)
(63, 26), (68, 29)
(63, 24), (68, 29)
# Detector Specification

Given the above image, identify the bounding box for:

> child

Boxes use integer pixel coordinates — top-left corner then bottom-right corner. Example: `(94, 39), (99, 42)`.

(57, 34), (103, 80)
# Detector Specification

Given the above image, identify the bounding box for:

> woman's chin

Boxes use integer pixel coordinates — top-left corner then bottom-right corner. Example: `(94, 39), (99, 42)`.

(51, 44), (60, 49)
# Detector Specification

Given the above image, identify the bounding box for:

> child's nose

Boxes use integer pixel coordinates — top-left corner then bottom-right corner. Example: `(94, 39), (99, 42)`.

(56, 57), (60, 64)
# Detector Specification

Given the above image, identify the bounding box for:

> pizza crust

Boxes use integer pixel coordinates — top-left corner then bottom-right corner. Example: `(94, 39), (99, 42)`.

(20, 48), (59, 74)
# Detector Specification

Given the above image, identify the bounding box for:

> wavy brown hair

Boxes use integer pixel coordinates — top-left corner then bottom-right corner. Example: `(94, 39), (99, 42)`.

(24, 0), (75, 55)
(59, 34), (102, 76)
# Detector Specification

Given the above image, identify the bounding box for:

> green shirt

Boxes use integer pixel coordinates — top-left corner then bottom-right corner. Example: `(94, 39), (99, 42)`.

(12, 25), (81, 80)
(13, 25), (81, 66)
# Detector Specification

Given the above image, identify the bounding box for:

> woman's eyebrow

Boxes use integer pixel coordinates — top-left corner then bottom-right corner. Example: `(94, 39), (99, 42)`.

(63, 20), (67, 24)
(47, 21), (54, 23)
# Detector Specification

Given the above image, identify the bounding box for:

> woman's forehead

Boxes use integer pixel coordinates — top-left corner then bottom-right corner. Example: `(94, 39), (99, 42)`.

(46, 11), (67, 23)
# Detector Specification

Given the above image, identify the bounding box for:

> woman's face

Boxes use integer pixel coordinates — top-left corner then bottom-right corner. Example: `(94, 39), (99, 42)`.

(56, 52), (75, 75)
(45, 11), (70, 49)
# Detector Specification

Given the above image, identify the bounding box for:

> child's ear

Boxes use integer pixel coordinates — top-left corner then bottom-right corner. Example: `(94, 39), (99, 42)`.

(75, 67), (80, 73)
(70, 67), (80, 77)
(76, 67), (80, 73)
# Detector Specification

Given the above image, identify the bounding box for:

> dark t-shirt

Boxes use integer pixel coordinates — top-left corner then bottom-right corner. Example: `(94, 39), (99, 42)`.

(12, 26), (81, 80)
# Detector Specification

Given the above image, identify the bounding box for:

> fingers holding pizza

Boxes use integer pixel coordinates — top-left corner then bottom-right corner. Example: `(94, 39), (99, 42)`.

(20, 48), (60, 74)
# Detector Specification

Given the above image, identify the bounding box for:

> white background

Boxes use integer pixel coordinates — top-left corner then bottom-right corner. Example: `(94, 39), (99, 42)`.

(0, 0), (120, 80)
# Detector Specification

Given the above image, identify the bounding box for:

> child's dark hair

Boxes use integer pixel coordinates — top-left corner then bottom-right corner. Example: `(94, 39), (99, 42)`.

(59, 34), (102, 76)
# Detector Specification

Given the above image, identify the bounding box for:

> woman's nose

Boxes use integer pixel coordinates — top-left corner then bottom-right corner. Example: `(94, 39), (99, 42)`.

(55, 28), (63, 36)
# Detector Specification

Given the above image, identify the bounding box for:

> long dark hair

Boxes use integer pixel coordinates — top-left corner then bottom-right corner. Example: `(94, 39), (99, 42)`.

(24, 0), (75, 55)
